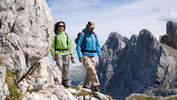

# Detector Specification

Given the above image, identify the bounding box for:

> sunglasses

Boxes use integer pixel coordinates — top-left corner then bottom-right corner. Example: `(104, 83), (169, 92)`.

(58, 25), (65, 27)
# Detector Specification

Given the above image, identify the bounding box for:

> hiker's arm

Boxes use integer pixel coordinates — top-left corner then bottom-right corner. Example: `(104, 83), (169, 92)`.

(50, 37), (56, 57)
(76, 33), (84, 59)
(96, 35), (102, 58)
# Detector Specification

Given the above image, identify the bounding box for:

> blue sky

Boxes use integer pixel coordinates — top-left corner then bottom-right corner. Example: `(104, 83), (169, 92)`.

(46, 0), (177, 63)
(46, 0), (177, 44)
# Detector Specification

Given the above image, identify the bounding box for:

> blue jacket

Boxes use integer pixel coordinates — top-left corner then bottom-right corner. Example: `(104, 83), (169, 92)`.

(76, 28), (102, 58)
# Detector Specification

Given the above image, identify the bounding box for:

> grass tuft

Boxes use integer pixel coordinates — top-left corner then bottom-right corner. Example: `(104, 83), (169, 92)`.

(129, 95), (159, 100)
(107, 95), (112, 100)
(5, 68), (23, 100)
(70, 86), (80, 91)
(0, 56), (3, 66)
(70, 86), (94, 97)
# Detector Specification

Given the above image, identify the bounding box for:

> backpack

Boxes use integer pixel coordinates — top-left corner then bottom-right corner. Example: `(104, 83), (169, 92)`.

(75, 32), (86, 47)
(75, 32), (97, 53)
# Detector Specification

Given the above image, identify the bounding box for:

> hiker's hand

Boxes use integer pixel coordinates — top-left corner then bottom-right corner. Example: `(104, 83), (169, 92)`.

(53, 56), (56, 61)
(99, 57), (102, 62)
(79, 58), (83, 63)
(70, 54), (74, 58)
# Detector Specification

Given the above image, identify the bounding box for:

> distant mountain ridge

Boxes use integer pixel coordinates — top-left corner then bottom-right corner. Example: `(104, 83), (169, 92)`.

(97, 21), (177, 100)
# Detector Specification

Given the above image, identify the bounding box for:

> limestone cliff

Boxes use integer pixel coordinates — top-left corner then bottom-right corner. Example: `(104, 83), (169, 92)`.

(97, 27), (177, 100)
(0, 0), (53, 81)
(0, 0), (111, 100)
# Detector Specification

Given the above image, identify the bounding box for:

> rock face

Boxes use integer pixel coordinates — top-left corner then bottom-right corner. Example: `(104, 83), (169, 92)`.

(0, 0), (112, 100)
(0, 0), (73, 100)
(0, 0), (53, 81)
(126, 93), (177, 100)
(97, 29), (177, 100)
(0, 66), (9, 100)
(63, 86), (111, 100)
(17, 57), (62, 94)
(160, 21), (177, 49)
(22, 93), (58, 100)
(160, 21), (177, 68)
(54, 86), (78, 100)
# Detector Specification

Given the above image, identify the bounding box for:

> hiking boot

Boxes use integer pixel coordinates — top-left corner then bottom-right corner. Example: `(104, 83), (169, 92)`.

(94, 85), (99, 92)
(62, 79), (69, 88)
(83, 85), (89, 89)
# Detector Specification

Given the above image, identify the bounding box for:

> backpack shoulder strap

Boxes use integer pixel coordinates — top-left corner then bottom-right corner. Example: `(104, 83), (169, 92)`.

(65, 32), (69, 46)
(89, 31), (97, 39)
(54, 35), (57, 52)
(81, 32), (86, 48)
(93, 32), (98, 40)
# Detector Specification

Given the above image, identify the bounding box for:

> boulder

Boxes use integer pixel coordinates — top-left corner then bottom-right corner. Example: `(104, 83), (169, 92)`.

(93, 92), (108, 100)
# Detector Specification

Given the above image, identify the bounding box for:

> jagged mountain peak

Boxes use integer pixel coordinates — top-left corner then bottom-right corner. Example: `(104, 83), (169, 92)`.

(104, 32), (128, 51)
(138, 29), (157, 43)
(97, 26), (177, 100)
(160, 21), (177, 49)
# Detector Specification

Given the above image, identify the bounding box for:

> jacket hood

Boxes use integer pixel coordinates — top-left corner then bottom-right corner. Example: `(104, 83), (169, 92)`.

(82, 28), (93, 34)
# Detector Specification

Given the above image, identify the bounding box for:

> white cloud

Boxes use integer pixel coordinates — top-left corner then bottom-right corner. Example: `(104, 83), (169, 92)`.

(47, 0), (177, 46)
(97, 0), (177, 41)
(49, 0), (99, 15)
(159, 11), (177, 22)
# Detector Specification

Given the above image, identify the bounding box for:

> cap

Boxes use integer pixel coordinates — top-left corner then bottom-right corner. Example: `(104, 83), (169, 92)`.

(88, 21), (95, 28)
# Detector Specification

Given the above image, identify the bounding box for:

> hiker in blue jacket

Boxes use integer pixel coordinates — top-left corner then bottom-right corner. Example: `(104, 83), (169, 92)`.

(76, 21), (102, 92)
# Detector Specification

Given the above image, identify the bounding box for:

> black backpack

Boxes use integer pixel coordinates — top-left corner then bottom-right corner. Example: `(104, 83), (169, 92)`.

(75, 32), (86, 47)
